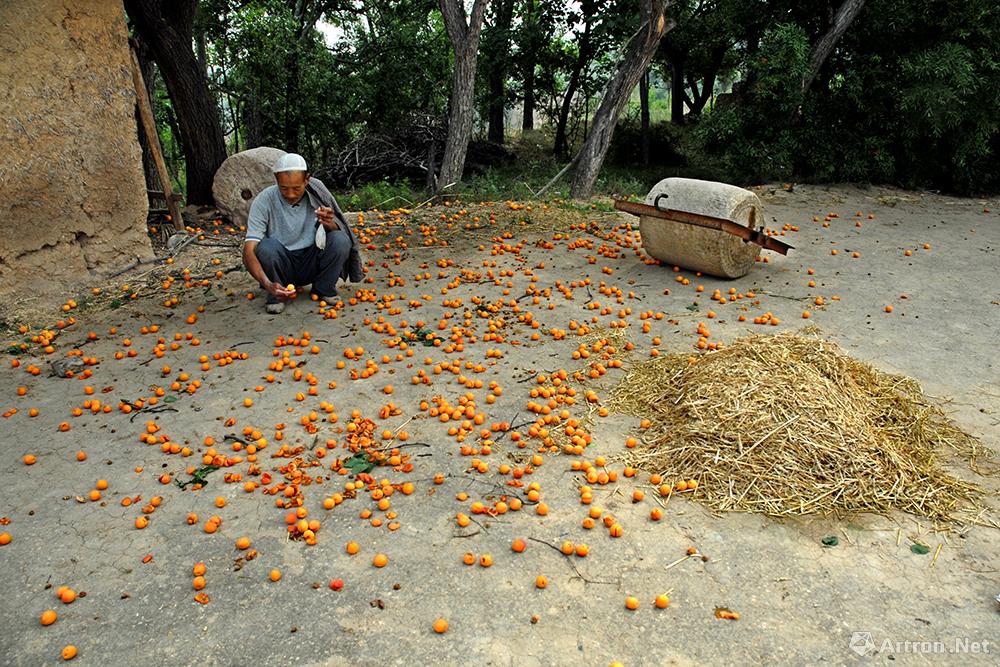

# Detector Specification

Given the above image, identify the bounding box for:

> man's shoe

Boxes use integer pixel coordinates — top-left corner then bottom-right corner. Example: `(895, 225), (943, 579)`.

(313, 291), (338, 303)
(266, 302), (285, 314)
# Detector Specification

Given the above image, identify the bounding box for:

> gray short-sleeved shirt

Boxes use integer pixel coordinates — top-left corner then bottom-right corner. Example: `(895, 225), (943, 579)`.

(244, 185), (317, 251)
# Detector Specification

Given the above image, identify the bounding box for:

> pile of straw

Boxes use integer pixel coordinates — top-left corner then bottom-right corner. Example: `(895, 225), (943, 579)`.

(611, 331), (991, 524)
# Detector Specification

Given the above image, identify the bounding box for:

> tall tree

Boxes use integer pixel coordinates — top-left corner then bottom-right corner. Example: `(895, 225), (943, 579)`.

(513, 0), (563, 132)
(800, 0), (866, 95)
(553, 0), (597, 159)
(570, 0), (674, 199)
(437, 0), (490, 191)
(124, 0), (228, 205)
(483, 0), (516, 143)
(517, 0), (540, 130)
(685, 45), (726, 115)
(281, 0), (334, 152)
(665, 41), (686, 124)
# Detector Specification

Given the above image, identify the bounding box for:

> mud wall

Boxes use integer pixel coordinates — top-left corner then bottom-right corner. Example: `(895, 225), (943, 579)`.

(0, 0), (153, 309)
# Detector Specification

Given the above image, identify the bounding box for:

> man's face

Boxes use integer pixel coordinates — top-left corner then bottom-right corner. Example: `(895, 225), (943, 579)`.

(276, 171), (308, 205)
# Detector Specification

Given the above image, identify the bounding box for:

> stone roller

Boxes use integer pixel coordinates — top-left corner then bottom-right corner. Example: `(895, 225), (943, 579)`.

(619, 178), (784, 279)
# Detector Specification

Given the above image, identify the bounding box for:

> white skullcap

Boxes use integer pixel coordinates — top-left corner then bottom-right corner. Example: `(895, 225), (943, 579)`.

(273, 153), (308, 173)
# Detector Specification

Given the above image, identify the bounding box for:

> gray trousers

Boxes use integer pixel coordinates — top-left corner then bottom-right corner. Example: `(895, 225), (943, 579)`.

(255, 232), (350, 302)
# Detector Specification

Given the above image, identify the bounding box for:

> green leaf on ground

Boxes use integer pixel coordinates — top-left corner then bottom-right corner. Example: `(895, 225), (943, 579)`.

(821, 536), (839, 547)
(343, 453), (376, 474)
(176, 464), (220, 489)
(910, 543), (931, 555)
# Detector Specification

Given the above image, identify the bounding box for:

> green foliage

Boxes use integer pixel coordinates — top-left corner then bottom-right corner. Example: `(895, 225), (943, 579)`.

(340, 178), (424, 211)
(694, 0), (1000, 193)
(344, 0), (451, 133)
(199, 0), (354, 162)
(695, 23), (809, 182)
(147, 0), (998, 202)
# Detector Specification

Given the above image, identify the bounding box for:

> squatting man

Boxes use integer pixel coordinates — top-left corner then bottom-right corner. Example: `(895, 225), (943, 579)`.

(242, 153), (362, 313)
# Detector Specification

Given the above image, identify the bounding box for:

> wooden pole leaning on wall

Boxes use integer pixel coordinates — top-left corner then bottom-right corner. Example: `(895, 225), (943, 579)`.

(129, 42), (184, 233)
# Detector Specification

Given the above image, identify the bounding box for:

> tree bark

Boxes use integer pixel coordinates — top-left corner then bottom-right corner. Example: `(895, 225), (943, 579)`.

(438, 0), (491, 192)
(554, 1), (595, 159)
(801, 0), (866, 95)
(124, 0), (227, 205)
(570, 0), (675, 199)
(485, 0), (515, 143)
(639, 69), (650, 166)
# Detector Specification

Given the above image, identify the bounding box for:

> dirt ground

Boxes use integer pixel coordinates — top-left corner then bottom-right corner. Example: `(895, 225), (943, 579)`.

(0, 184), (997, 666)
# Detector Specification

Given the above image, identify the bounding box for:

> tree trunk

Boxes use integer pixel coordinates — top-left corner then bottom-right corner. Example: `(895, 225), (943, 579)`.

(486, 0), (515, 144)
(669, 51), (686, 125)
(522, 66), (536, 131)
(243, 92), (264, 149)
(639, 69), (650, 166)
(570, 1), (674, 199)
(554, 2), (594, 159)
(801, 0), (866, 95)
(686, 46), (725, 116)
(195, 22), (208, 74)
(124, 0), (227, 205)
(519, 0), (539, 131)
(438, 0), (490, 192)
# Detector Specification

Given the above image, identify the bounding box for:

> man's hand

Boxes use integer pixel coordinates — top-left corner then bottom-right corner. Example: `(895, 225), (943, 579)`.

(264, 278), (296, 301)
(316, 206), (337, 230)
